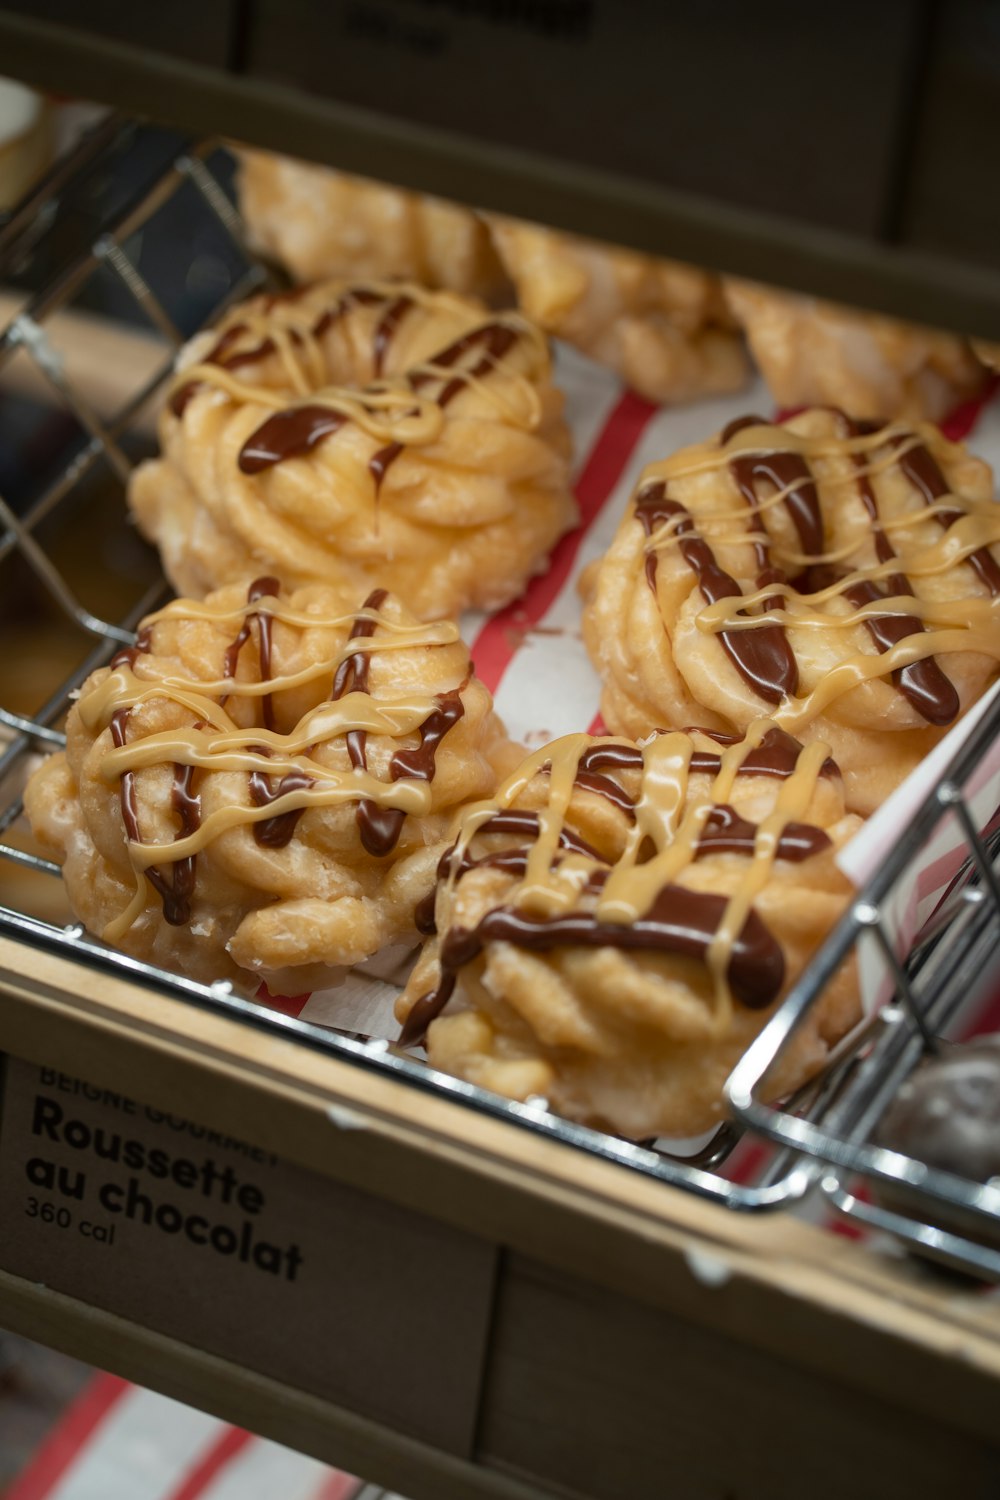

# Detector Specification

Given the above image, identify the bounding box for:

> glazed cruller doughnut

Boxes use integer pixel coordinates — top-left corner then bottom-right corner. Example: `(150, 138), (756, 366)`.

(236, 147), (508, 300)
(723, 279), (986, 424)
(129, 280), (577, 619)
(397, 722), (861, 1139)
(582, 407), (1000, 816)
(24, 580), (518, 993)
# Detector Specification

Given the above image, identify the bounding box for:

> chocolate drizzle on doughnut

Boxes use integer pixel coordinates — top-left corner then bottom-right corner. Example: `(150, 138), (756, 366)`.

(368, 441), (403, 496)
(373, 294), (414, 377)
(234, 317), (523, 489)
(108, 579), (469, 926)
(110, 626), (152, 674)
(110, 618), (205, 923)
(239, 407), (347, 475)
(569, 728), (837, 796)
(331, 588), (399, 855)
(328, 588), (467, 857)
(831, 415), (960, 726)
(248, 746), (315, 850)
(897, 438), (1000, 598)
(170, 326), (244, 417)
(436, 795), (827, 888)
(170, 287), (390, 419)
(399, 883), (786, 1046)
(414, 321), (520, 406)
(220, 577), (318, 848)
(722, 415), (807, 636)
(400, 725), (841, 1045)
(723, 414), (960, 725)
(723, 414), (824, 558)
(686, 725), (839, 780)
(224, 576), (280, 730)
(637, 480), (798, 703)
(439, 810), (604, 885)
(111, 709), (201, 926)
(643, 412), (1000, 726)
(697, 803), (830, 860)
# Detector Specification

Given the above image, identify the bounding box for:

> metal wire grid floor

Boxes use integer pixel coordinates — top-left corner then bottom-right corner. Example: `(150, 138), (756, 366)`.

(0, 116), (998, 1256)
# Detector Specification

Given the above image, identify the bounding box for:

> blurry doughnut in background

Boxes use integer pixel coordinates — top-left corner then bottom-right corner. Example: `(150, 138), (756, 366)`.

(487, 216), (750, 405)
(236, 146), (509, 301)
(235, 145), (750, 406)
(973, 339), (1000, 374)
(725, 278), (987, 423)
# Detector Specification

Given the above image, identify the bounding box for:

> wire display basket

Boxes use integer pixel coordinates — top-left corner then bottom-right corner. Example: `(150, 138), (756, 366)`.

(727, 699), (1000, 1278)
(2, 114), (999, 1266)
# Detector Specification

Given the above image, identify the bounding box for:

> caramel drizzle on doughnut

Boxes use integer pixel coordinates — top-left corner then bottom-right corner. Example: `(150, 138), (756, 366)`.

(238, 319), (522, 493)
(572, 726), (838, 796)
(84, 582), (469, 941)
(223, 574), (281, 730)
(170, 286), (388, 416)
(165, 282), (544, 507)
(834, 416), (959, 724)
(400, 722), (835, 1047)
(723, 414), (824, 556)
(109, 708), (201, 927)
(364, 321), (520, 496)
(639, 413), (1000, 729)
(637, 481), (798, 703)
(109, 626), (204, 927)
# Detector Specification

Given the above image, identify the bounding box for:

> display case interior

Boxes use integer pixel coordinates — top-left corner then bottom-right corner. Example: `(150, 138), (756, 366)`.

(0, 112), (999, 1500)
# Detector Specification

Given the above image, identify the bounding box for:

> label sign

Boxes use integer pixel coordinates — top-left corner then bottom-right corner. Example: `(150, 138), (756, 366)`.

(0, 1058), (497, 1454)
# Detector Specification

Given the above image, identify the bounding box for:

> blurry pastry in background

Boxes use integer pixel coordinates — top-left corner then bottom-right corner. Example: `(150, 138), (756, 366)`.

(0, 77), (52, 213)
(24, 579), (520, 994)
(876, 1035), (1000, 1188)
(581, 407), (1000, 816)
(725, 278), (986, 423)
(397, 723), (861, 1139)
(874, 1034), (1000, 1255)
(972, 339), (1000, 375)
(234, 146), (749, 406)
(489, 216), (750, 404)
(236, 147), (508, 301)
(129, 278), (577, 620)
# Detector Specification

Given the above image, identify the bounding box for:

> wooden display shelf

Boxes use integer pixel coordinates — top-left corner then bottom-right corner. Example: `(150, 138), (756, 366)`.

(0, 934), (998, 1499)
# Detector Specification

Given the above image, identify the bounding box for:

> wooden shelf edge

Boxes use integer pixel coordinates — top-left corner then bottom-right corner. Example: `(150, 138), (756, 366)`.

(0, 1268), (555, 1500)
(2, 944), (1000, 1451)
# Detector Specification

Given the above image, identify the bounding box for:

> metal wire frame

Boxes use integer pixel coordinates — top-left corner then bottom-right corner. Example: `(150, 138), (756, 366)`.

(0, 116), (997, 1231)
(725, 691), (1000, 1272)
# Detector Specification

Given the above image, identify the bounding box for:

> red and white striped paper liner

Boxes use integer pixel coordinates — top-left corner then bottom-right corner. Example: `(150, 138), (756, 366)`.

(5, 1373), (365, 1500)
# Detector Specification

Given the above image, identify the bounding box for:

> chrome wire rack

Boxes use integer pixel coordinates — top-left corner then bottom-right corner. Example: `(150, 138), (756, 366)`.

(1, 116), (998, 1244)
(727, 691), (1000, 1277)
